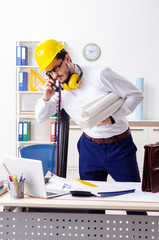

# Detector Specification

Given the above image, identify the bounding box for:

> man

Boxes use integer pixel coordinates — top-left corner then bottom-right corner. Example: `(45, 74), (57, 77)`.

(35, 39), (143, 184)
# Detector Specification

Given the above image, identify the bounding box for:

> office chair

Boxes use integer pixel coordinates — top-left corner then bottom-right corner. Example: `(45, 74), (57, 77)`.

(19, 144), (56, 176)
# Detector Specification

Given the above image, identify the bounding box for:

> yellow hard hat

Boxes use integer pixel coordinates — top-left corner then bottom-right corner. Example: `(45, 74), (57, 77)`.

(35, 39), (65, 73)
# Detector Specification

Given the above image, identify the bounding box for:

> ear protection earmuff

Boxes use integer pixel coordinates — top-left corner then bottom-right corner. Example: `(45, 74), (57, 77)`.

(62, 64), (83, 91)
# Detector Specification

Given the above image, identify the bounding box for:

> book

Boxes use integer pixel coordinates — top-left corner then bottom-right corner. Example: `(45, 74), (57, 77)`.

(0, 186), (8, 196)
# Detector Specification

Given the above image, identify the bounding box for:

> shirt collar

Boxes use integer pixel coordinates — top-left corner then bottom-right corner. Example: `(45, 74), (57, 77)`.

(74, 64), (81, 76)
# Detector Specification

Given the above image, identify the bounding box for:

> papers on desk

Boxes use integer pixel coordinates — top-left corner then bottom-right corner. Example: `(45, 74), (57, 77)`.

(45, 173), (136, 198)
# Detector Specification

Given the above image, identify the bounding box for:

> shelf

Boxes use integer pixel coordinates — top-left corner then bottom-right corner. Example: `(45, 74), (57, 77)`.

(17, 115), (35, 119)
(17, 41), (41, 43)
(70, 125), (80, 129)
(15, 40), (64, 157)
(17, 40), (65, 44)
(16, 91), (43, 94)
(17, 141), (57, 144)
(17, 115), (56, 119)
(16, 65), (39, 68)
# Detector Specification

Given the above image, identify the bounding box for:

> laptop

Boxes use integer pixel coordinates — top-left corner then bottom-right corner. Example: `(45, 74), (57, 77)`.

(3, 156), (69, 198)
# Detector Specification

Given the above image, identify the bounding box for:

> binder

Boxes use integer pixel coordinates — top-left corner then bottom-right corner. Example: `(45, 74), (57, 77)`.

(21, 46), (28, 65)
(18, 122), (23, 141)
(50, 122), (55, 142)
(19, 72), (28, 91)
(23, 121), (31, 141)
(16, 46), (22, 65)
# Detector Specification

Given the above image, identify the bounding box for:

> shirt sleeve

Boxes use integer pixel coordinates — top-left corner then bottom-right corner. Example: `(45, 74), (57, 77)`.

(35, 94), (58, 122)
(100, 68), (144, 122)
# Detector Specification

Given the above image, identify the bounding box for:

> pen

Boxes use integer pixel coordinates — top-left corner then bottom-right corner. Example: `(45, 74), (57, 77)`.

(19, 174), (23, 182)
(9, 176), (13, 182)
(3, 163), (20, 194)
(13, 175), (18, 182)
(3, 163), (14, 182)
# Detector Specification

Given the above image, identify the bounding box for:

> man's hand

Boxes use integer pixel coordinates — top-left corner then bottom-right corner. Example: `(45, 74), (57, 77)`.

(97, 117), (112, 126)
(42, 76), (56, 101)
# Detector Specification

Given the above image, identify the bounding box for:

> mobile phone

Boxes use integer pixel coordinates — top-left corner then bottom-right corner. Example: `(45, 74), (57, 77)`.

(46, 72), (60, 92)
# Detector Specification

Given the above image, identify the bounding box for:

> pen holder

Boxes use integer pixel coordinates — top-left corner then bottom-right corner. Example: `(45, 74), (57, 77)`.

(9, 181), (24, 199)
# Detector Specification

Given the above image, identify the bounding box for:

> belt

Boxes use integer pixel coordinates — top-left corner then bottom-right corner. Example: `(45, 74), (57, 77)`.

(83, 129), (130, 144)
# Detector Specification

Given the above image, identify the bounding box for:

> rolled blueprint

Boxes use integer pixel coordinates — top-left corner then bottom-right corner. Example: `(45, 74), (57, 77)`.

(80, 98), (124, 131)
(81, 93), (120, 120)
(81, 96), (104, 112)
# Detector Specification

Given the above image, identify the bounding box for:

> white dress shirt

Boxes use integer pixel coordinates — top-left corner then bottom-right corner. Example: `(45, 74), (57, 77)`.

(35, 65), (143, 138)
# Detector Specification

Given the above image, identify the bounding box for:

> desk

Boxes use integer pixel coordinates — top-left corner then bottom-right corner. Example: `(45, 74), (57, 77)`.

(1, 183), (159, 239)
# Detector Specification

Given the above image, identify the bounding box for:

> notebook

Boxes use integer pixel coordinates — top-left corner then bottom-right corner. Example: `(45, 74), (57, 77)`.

(3, 156), (69, 198)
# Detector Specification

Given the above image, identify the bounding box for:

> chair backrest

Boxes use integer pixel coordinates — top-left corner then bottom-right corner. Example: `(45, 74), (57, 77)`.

(19, 144), (56, 176)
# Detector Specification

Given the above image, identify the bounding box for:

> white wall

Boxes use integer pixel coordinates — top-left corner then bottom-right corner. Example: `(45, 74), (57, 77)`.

(0, 0), (159, 159)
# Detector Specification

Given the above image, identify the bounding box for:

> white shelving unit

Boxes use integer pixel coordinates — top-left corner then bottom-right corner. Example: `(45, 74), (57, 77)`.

(15, 41), (64, 156)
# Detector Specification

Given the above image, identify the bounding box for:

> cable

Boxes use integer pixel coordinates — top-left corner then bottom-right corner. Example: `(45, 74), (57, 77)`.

(51, 83), (61, 175)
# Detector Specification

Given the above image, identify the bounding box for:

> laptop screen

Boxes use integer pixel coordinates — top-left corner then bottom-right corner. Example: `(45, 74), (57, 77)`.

(3, 156), (47, 198)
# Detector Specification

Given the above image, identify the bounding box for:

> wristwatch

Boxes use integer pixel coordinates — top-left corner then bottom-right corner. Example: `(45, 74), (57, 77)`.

(110, 116), (115, 124)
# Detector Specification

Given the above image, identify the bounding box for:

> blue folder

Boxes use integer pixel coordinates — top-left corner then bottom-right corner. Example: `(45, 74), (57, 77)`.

(97, 189), (135, 197)
(18, 122), (23, 141)
(70, 189), (135, 197)
(19, 72), (28, 91)
(21, 46), (28, 65)
(16, 46), (22, 65)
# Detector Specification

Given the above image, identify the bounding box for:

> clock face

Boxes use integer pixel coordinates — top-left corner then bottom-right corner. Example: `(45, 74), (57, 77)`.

(83, 43), (101, 61)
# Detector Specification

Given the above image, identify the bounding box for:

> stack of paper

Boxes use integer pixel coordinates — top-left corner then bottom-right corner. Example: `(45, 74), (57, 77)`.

(80, 93), (124, 130)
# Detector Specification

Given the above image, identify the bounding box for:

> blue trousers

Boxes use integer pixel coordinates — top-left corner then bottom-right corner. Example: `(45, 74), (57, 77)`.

(78, 133), (141, 182)
(77, 132), (146, 215)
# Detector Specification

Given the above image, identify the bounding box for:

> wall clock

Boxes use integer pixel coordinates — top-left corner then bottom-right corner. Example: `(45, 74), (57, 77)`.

(83, 43), (101, 61)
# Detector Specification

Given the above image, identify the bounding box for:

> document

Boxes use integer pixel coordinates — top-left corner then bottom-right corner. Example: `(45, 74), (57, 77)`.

(45, 173), (136, 198)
